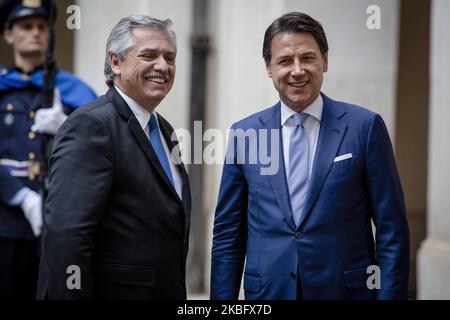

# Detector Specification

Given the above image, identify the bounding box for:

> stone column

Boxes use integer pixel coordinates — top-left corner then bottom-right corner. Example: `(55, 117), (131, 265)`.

(417, 0), (450, 300)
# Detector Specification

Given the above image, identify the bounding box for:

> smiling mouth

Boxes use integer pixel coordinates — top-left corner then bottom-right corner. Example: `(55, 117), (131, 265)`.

(289, 80), (310, 88)
(144, 76), (166, 84)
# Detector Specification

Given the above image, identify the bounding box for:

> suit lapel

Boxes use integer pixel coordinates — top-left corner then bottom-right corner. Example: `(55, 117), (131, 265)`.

(106, 87), (185, 209)
(298, 94), (348, 227)
(158, 114), (191, 227)
(262, 103), (298, 231)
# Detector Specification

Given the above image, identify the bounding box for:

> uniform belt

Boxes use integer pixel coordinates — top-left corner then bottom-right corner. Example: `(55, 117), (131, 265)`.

(0, 159), (41, 177)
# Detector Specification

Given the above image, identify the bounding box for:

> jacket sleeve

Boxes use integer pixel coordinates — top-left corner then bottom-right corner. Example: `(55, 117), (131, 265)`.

(43, 109), (114, 299)
(365, 114), (410, 300)
(210, 124), (248, 300)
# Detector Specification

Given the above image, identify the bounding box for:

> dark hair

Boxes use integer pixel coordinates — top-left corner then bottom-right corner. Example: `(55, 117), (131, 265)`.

(263, 12), (328, 64)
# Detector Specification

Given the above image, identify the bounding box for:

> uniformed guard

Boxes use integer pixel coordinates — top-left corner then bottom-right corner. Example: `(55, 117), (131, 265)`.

(0, 0), (97, 299)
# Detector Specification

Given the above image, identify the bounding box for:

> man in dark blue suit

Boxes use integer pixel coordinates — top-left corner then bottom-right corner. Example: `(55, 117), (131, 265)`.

(211, 12), (409, 300)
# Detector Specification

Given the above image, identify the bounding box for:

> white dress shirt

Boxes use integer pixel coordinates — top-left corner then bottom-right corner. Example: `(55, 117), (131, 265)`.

(281, 94), (323, 178)
(115, 85), (183, 200)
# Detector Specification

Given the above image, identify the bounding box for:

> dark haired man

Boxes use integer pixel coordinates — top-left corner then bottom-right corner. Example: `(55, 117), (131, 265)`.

(211, 12), (409, 300)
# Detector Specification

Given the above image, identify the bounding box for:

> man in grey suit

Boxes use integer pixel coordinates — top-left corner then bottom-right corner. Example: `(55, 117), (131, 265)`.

(37, 15), (191, 299)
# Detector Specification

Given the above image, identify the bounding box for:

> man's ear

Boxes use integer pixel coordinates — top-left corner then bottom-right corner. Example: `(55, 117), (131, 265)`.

(322, 52), (328, 73)
(109, 52), (121, 76)
(265, 63), (273, 78)
(3, 29), (13, 45)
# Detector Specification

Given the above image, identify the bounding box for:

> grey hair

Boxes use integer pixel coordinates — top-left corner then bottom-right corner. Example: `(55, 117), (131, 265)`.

(104, 15), (177, 87)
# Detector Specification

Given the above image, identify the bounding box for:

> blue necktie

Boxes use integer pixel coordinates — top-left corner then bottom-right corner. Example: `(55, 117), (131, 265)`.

(148, 114), (175, 187)
(288, 113), (310, 227)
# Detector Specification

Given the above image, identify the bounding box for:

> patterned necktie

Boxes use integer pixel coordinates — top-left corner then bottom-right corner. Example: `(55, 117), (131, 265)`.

(148, 114), (175, 187)
(288, 112), (310, 227)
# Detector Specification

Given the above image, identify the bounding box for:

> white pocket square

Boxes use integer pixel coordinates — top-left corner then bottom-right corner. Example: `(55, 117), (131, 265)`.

(334, 153), (353, 162)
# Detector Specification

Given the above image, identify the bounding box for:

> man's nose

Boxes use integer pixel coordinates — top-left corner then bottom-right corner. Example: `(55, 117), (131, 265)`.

(153, 56), (169, 74)
(31, 26), (42, 36)
(291, 60), (305, 76)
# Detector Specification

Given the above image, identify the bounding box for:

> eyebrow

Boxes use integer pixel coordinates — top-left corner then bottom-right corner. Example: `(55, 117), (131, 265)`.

(302, 51), (318, 56)
(275, 55), (292, 61)
(275, 51), (318, 60)
(138, 48), (176, 55)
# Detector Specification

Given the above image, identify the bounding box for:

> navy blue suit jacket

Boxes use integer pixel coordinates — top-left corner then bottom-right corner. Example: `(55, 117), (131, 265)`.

(211, 93), (409, 300)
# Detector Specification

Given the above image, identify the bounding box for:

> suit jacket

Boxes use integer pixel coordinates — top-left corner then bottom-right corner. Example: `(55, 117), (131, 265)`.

(211, 93), (409, 300)
(37, 87), (191, 299)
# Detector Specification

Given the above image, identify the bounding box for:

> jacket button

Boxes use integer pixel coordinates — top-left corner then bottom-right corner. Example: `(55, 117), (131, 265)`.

(28, 132), (36, 140)
(290, 272), (296, 280)
(295, 231), (303, 239)
(28, 152), (36, 160)
(29, 111), (35, 119)
(6, 103), (13, 111)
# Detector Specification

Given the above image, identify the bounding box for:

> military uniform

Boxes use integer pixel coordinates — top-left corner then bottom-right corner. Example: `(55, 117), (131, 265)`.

(0, 0), (97, 298)
(0, 64), (96, 235)
(0, 65), (96, 298)
(0, 66), (46, 240)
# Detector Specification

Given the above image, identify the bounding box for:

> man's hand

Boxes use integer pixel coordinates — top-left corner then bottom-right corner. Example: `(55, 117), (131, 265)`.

(32, 88), (68, 135)
(20, 190), (43, 237)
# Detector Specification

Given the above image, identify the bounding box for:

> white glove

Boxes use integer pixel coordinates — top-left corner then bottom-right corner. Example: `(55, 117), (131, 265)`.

(20, 190), (43, 237)
(31, 88), (68, 135)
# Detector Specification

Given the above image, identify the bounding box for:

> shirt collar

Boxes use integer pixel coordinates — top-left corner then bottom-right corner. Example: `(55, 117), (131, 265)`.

(114, 85), (157, 130)
(10, 64), (44, 75)
(280, 93), (323, 127)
